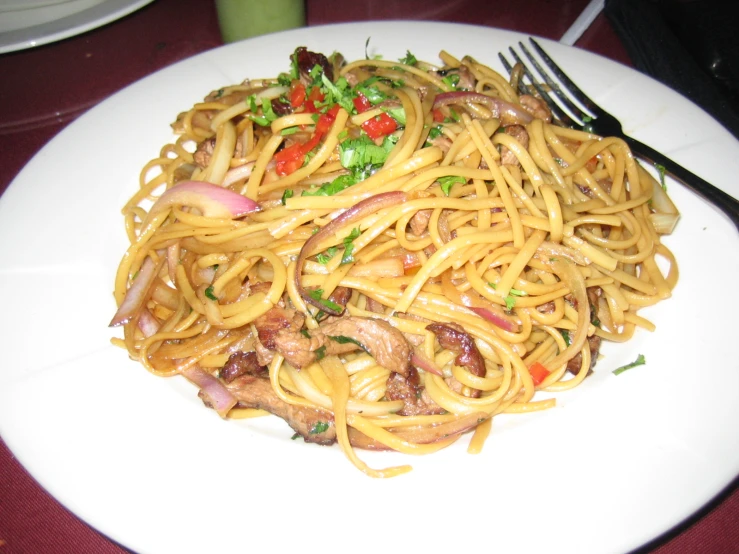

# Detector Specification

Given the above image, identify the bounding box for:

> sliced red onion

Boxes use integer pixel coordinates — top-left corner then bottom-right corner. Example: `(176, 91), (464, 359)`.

(468, 306), (518, 333)
(150, 180), (260, 219)
(109, 256), (161, 327)
(180, 365), (238, 418)
(411, 350), (443, 376)
(137, 308), (161, 338)
(295, 191), (407, 315)
(433, 91), (534, 125)
(222, 162), (255, 187)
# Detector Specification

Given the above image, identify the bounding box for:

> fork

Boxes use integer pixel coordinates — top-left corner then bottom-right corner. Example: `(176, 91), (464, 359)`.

(499, 38), (739, 231)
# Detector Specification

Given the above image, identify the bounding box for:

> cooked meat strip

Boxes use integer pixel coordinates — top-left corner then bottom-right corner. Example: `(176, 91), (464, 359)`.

(426, 322), (486, 378)
(427, 322), (486, 397)
(519, 94), (552, 122)
(271, 97), (292, 117)
(319, 317), (412, 376)
(409, 209), (432, 236)
(499, 125), (529, 166)
(566, 287), (603, 375)
(566, 333), (602, 376)
(220, 351), (265, 383)
(193, 138), (216, 168)
(294, 46), (333, 84)
(328, 286), (352, 310)
(364, 296), (386, 314)
(261, 315), (412, 375)
(254, 307), (306, 350)
(225, 374), (336, 445)
(385, 367), (446, 416)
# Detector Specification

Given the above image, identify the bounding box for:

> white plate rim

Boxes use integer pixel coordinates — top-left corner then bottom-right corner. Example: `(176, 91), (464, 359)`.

(0, 0), (155, 54)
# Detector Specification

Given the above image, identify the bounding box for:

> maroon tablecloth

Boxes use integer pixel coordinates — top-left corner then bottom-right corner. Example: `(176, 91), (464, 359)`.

(0, 1), (737, 552)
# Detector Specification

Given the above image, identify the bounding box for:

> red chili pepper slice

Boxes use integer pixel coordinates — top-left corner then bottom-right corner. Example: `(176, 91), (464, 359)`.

(528, 361), (551, 386)
(353, 93), (372, 114)
(362, 112), (397, 140)
(289, 81), (306, 108)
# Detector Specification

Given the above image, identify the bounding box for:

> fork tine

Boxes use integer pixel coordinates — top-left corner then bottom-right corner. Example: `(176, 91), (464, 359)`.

(528, 38), (600, 114)
(497, 53), (529, 97)
(516, 41), (593, 126)
(504, 46), (576, 127)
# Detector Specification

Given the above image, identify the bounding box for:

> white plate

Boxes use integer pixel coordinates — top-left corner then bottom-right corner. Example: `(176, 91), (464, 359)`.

(0, 0), (154, 53)
(1, 21), (737, 554)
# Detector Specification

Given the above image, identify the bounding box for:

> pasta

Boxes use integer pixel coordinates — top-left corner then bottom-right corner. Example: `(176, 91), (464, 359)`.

(110, 46), (679, 477)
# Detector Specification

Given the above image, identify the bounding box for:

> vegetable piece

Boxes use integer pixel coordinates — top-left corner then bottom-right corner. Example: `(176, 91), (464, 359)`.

(109, 256), (161, 327)
(433, 91), (534, 125)
(613, 354), (646, 375)
(148, 180), (260, 219)
(438, 175), (465, 196)
(180, 365), (237, 418)
(274, 105), (341, 176)
(352, 93), (372, 113)
(361, 112), (398, 140)
(289, 81), (306, 108)
(341, 227), (361, 264)
(528, 361), (551, 386)
(295, 192), (407, 314)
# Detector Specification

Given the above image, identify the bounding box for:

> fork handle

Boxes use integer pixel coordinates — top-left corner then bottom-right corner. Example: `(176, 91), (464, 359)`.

(623, 136), (739, 231)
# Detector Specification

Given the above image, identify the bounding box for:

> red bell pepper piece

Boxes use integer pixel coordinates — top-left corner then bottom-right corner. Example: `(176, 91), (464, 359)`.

(528, 361), (551, 386)
(362, 112), (397, 140)
(353, 93), (372, 113)
(289, 81), (306, 108)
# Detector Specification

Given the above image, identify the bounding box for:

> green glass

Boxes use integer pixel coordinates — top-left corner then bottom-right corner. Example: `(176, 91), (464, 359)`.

(215, 0), (306, 42)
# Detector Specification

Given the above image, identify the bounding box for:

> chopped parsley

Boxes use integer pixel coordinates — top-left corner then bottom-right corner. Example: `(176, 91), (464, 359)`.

(612, 354), (646, 375)
(438, 175), (466, 196)
(309, 421), (330, 434)
(281, 189), (294, 205)
(248, 96), (278, 126)
(341, 227), (361, 264)
(314, 345), (327, 361)
(560, 329), (571, 346)
(321, 74), (355, 112)
(316, 246), (338, 265)
(488, 282), (527, 310)
(329, 335), (368, 352)
(442, 73), (460, 90)
(655, 163), (667, 191)
(399, 50), (418, 66)
(308, 289), (343, 312)
(204, 286), (217, 301)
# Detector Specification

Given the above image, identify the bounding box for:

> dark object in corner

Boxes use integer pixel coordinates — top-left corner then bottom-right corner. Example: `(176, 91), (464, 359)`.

(605, 0), (739, 139)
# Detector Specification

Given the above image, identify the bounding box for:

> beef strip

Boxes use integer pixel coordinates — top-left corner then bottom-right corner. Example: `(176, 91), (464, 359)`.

(294, 46), (334, 84)
(566, 286), (603, 376)
(499, 125), (529, 166)
(220, 351), (266, 383)
(385, 367), (446, 416)
(265, 315), (412, 375)
(427, 322), (486, 398)
(225, 374), (336, 445)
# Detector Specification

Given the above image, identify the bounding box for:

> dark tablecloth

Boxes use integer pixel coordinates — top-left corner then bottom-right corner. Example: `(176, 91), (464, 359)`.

(0, 1), (737, 552)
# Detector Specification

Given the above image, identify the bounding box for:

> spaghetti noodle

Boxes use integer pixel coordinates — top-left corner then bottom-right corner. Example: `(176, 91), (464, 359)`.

(110, 46), (679, 477)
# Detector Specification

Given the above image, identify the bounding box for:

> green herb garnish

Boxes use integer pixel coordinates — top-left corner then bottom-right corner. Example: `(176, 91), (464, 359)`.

(309, 421), (330, 434)
(438, 175), (466, 196)
(308, 289), (343, 312)
(341, 227), (361, 264)
(612, 354), (646, 375)
(399, 50), (418, 66)
(316, 246), (338, 265)
(204, 286), (217, 301)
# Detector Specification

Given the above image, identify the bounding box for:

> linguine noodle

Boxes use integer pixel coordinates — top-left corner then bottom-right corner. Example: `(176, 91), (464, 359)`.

(110, 47), (679, 477)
